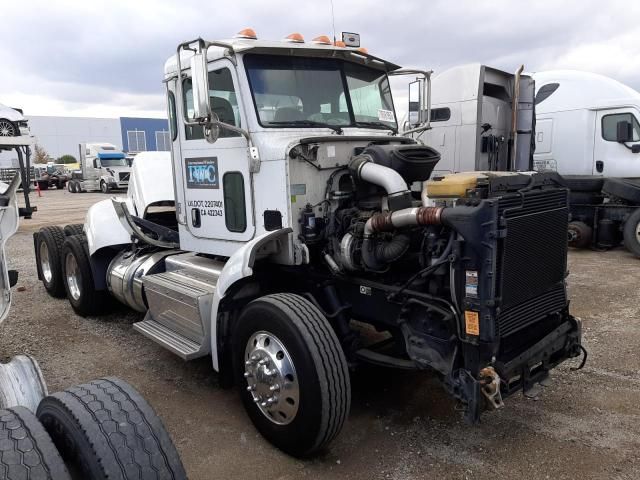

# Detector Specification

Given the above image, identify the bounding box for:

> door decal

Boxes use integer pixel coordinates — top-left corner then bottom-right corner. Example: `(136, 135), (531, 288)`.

(185, 157), (219, 189)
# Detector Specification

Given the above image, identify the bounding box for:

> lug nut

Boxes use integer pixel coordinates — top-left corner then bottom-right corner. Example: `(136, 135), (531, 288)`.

(250, 354), (259, 361)
(259, 358), (269, 366)
(246, 385), (255, 392)
(269, 384), (280, 392)
(244, 372), (252, 378)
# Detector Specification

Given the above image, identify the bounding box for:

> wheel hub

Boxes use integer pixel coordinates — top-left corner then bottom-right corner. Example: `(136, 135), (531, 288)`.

(244, 331), (299, 425)
(0, 121), (15, 137)
(39, 242), (52, 283)
(65, 253), (81, 300)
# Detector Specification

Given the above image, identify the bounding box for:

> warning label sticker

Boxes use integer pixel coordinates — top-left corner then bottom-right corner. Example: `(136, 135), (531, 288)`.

(464, 311), (480, 336)
(465, 270), (478, 298)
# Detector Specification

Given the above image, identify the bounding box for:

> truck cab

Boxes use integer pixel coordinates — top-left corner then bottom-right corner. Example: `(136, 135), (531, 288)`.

(532, 70), (640, 177)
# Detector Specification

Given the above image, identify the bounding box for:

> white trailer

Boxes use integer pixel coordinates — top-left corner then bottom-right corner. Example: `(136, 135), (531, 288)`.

(67, 142), (132, 194)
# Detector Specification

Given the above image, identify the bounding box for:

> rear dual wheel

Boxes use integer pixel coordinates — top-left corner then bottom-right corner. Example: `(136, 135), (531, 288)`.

(36, 227), (66, 298)
(233, 293), (350, 457)
(623, 208), (640, 257)
(61, 234), (109, 316)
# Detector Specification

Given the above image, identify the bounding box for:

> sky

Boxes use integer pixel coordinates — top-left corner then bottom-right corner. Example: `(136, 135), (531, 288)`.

(1, 0), (639, 119)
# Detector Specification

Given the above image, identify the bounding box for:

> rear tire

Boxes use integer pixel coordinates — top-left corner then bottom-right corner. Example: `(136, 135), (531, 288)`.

(67, 181), (75, 193)
(0, 406), (71, 480)
(233, 293), (350, 457)
(37, 377), (186, 480)
(61, 234), (109, 316)
(623, 208), (640, 257)
(36, 226), (66, 298)
(63, 224), (84, 237)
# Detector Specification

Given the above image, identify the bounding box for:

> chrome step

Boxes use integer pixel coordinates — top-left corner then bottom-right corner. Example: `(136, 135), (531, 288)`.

(141, 266), (219, 360)
(133, 318), (201, 360)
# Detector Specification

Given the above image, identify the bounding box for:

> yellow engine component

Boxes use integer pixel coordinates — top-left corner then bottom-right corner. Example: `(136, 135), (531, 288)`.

(425, 171), (526, 198)
(425, 172), (486, 198)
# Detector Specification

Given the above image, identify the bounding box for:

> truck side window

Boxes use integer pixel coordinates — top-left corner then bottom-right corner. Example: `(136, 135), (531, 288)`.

(183, 68), (241, 140)
(535, 83), (559, 105)
(168, 91), (177, 141)
(223, 172), (246, 232)
(602, 113), (640, 142)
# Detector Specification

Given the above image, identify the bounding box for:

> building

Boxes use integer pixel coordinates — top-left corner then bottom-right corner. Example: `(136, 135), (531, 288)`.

(0, 115), (170, 167)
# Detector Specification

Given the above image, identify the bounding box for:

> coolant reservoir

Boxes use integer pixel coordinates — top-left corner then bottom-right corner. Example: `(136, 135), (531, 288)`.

(425, 172), (487, 198)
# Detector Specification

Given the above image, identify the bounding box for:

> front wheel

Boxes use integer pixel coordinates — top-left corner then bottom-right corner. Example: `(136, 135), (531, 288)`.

(623, 208), (640, 257)
(233, 293), (351, 457)
(100, 181), (110, 194)
(0, 118), (17, 137)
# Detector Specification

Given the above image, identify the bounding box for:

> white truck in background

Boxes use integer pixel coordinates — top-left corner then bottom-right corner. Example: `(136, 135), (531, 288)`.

(411, 64), (640, 257)
(67, 142), (132, 194)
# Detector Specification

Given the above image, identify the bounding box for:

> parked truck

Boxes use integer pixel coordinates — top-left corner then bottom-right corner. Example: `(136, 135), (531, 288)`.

(414, 64), (640, 257)
(532, 70), (640, 256)
(0, 136), (185, 479)
(67, 142), (132, 193)
(34, 31), (584, 457)
(33, 162), (69, 190)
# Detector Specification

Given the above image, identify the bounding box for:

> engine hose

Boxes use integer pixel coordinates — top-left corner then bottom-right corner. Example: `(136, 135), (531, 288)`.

(362, 233), (410, 271)
(375, 234), (410, 263)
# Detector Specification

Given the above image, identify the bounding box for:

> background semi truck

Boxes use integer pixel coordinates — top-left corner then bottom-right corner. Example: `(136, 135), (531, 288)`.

(414, 64), (640, 257)
(33, 31), (583, 457)
(67, 142), (132, 193)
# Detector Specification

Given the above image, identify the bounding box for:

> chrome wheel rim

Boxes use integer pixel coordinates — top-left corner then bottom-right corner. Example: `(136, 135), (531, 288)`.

(244, 331), (299, 425)
(39, 242), (52, 283)
(0, 120), (16, 137)
(635, 221), (640, 243)
(65, 252), (81, 300)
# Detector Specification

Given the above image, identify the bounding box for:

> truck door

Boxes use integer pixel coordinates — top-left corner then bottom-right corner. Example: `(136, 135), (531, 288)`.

(178, 59), (255, 242)
(594, 109), (640, 177)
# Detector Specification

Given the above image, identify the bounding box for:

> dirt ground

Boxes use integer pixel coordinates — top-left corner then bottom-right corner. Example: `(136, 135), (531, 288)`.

(2, 188), (639, 479)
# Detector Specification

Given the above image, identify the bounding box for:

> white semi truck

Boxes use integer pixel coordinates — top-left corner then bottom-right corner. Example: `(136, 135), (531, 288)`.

(0, 136), (185, 479)
(414, 64), (640, 257)
(34, 30), (584, 457)
(67, 142), (132, 194)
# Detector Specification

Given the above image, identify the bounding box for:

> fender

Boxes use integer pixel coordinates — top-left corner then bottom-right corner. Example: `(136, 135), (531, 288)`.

(85, 198), (132, 256)
(209, 227), (292, 371)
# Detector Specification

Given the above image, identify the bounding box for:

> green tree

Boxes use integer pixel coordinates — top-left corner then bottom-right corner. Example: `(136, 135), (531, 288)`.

(57, 154), (77, 164)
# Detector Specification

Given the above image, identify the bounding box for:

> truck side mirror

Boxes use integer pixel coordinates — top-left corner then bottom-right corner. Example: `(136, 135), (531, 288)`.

(408, 80), (421, 126)
(616, 120), (633, 143)
(189, 52), (212, 122)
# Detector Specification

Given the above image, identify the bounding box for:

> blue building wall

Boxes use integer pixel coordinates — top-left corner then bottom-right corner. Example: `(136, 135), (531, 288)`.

(119, 117), (169, 152)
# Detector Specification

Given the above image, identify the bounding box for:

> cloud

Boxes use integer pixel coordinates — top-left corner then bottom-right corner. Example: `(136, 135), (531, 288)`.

(1, 0), (639, 117)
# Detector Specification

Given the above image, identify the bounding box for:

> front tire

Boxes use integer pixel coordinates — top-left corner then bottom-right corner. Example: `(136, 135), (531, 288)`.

(233, 293), (350, 457)
(61, 234), (109, 316)
(37, 377), (186, 480)
(100, 181), (110, 194)
(623, 208), (640, 257)
(0, 118), (17, 137)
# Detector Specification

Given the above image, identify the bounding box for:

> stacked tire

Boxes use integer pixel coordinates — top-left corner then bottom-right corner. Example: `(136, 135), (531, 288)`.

(1, 378), (186, 480)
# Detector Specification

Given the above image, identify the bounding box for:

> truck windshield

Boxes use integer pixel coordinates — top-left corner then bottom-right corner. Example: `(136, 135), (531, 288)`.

(100, 158), (128, 167)
(244, 54), (397, 131)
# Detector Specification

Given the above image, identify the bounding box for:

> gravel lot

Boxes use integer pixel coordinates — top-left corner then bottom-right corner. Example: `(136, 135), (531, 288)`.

(2, 188), (639, 479)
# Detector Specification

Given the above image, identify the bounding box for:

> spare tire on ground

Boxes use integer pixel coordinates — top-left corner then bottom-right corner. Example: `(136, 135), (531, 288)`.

(602, 178), (640, 204)
(37, 377), (186, 480)
(0, 406), (71, 480)
(561, 175), (605, 192)
(623, 208), (640, 258)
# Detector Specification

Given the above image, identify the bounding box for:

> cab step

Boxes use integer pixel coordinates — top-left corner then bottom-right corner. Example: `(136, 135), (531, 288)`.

(135, 253), (224, 360)
(133, 319), (201, 360)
